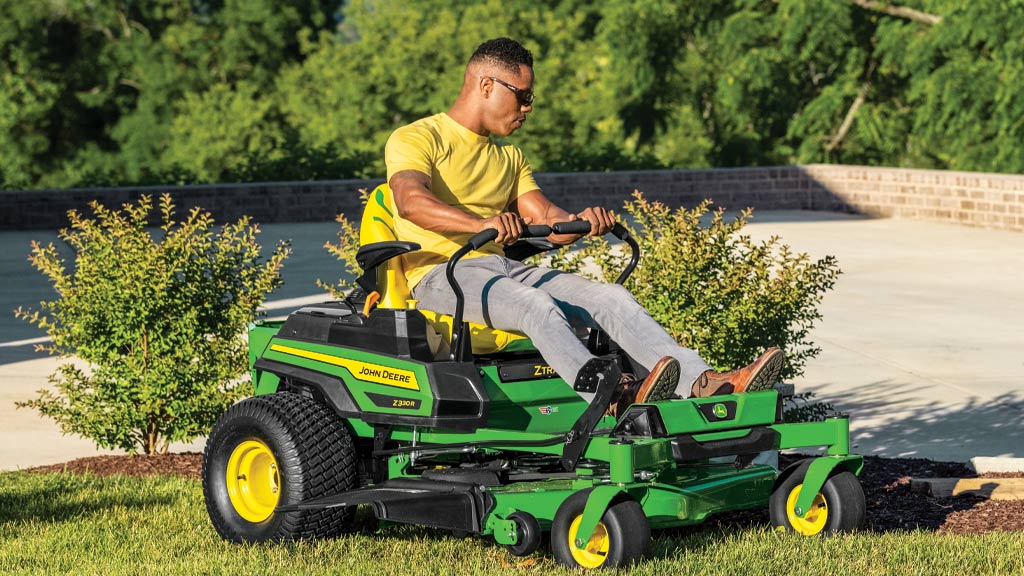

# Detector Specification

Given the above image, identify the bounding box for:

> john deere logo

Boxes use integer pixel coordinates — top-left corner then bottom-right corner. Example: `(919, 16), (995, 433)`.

(713, 403), (728, 418)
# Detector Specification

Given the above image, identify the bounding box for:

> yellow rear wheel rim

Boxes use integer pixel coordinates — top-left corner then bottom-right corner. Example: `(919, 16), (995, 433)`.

(226, 439), (281, 523)
(786, 483), (828, 535)
(568, 515), (610, 568)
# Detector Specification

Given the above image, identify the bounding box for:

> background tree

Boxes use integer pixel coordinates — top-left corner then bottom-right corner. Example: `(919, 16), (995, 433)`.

(3, 0), (1021, 189)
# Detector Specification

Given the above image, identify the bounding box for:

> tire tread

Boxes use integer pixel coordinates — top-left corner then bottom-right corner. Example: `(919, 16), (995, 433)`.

(202, 392), (358, 542)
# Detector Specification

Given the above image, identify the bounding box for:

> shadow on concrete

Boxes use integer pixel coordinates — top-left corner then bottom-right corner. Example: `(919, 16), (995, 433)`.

(0, 345), (49, 365)
(823, 380), (1024, 459)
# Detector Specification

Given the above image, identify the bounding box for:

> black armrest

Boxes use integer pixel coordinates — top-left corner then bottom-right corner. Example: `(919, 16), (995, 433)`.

(355, 241), (420, 294)
(356, 241), (420, 271)
(503, 238), (560, 262)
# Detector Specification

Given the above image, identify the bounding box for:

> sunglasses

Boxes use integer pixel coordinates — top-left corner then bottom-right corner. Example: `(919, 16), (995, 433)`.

(487, 76), (535, 107)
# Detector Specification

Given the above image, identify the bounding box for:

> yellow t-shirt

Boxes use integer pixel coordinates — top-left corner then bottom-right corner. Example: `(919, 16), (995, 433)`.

(384, 112), (539, 288)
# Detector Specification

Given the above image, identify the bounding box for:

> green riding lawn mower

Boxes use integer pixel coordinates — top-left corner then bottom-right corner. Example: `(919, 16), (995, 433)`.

(201, 184), (865, 570)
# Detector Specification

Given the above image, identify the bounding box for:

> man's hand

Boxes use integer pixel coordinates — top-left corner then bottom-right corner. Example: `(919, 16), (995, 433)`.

(569, 206), (615, 237)
(479, 212), (534, 245)
(508, 190), (616, 245)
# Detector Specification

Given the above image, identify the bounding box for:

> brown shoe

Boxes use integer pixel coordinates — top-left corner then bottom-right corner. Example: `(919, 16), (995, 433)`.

(690, 348), (785, 398)
(607, 356), (680, 417)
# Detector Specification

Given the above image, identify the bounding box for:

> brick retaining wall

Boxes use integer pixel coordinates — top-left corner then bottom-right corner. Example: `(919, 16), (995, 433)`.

(2, 164), (1021, 231)
(802, 165), (1024, 231)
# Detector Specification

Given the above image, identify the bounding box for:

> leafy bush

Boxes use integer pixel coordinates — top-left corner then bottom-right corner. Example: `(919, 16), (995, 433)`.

(15, 195), (289, 454)
(546, 192), (841, 380)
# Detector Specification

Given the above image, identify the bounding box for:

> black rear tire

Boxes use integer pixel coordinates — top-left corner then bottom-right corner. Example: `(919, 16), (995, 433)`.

(770, 468), (865, 535)
(202, 393), (358, 542)
(550, 490), (650, 569)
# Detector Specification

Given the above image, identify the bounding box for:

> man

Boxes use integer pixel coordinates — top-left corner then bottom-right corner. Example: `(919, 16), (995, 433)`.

(385, 37), (783, 415)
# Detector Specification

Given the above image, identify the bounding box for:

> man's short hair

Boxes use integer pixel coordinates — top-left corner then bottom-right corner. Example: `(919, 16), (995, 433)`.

(469, 38), (533, 75)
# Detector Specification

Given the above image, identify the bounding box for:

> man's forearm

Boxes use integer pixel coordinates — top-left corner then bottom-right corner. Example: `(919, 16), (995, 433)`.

(396, 190), (484, 234)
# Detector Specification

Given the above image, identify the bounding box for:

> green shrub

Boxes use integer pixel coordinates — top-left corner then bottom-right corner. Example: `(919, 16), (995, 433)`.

(15, 195), (289, 454)
(546, 192), (841, 380)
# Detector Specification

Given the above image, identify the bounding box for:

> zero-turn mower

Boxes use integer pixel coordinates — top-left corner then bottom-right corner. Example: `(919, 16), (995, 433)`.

(202, 184), (865, 569)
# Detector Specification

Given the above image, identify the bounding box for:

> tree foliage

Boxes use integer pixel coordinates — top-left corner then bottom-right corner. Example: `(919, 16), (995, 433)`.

(15, 195), (290, 454)
(2, 0), (1021, 190)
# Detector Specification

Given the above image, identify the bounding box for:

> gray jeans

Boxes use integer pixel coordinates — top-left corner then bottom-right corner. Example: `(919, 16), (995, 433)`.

(412, 255), (711, 401)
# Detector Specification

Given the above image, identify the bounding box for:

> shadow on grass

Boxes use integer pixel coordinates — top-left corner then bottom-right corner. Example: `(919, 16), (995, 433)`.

(0, 473), (179, 526)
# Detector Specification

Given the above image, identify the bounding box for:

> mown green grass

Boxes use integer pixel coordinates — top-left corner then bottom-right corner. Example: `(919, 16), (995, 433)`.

(1, 471), (1022, 576)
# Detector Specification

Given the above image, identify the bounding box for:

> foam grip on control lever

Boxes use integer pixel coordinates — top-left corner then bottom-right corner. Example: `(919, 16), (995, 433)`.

(551, 220), (593, 235)
(466, 228), (499, 250)
(523, 224), (553, 238)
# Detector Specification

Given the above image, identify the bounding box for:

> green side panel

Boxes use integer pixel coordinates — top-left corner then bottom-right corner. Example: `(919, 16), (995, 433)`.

(254, 371), (281, 396)
(652, 389), (779, 436)
(262, 337), (436, 418)
(249, 320), (285, 395)
(479, 365), (591, 433)
(248, 321), (284, 369)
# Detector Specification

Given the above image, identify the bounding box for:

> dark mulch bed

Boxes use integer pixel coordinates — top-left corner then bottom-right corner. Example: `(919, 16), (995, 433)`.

(22, 452), (1024, 535)
(27, 453), (203, 479)
(852, 455), (1024, 535)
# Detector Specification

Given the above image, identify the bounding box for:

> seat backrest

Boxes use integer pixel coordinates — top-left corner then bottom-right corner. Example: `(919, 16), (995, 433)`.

(359, 184), (413, 309)
(359, 182), (532, 355)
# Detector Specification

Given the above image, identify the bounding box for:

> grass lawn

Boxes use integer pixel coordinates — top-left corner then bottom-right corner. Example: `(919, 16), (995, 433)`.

(1, 471), (1022, 576)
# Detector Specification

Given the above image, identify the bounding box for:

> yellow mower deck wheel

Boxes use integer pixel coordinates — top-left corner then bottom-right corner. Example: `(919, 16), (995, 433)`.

(567, 515), (611, 568)
(786, 483), (828, 535)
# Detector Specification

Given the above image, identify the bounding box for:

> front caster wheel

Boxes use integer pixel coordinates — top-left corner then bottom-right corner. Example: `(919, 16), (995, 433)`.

(550, 490), (650, 569)
(770, 467), (866, 535)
